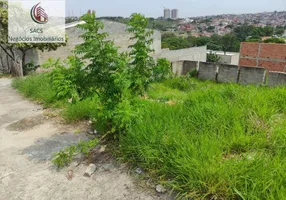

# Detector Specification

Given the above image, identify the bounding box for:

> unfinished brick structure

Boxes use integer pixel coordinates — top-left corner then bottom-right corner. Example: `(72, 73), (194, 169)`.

(239, 42), (286, 72)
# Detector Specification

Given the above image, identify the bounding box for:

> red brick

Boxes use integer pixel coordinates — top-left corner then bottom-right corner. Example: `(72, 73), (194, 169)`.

(258, 60), (286, 72)
(240, 42), (259, 57)
(260, 44), (286, 60)
(239, 58), (257, 67)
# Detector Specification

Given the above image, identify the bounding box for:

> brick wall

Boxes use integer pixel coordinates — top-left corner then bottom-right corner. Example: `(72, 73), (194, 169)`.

(239, 42), (286, 72)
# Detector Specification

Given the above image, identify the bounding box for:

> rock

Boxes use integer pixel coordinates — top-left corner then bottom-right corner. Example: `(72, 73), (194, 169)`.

(87, 128), (97, 135)
(156, 184), (167, 193)
(66, 170), (74, 181)
(87, 128), (94, 135)
(135, 168), (143, 175)
(99, 145), (106, 153)
(84, 164), (97, 177)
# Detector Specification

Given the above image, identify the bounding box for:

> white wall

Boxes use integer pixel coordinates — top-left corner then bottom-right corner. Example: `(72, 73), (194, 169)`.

(207, 51), (240, 65)
(157, 46), (207, 62)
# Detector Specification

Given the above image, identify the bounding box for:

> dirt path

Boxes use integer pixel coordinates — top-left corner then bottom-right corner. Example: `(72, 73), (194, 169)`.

(0, 78), (169, 200)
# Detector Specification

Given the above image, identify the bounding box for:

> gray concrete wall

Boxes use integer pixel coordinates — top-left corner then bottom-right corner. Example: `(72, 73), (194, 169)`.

(218, 55), (232, 64)
(268, 72), (286, 87)
(158, 46), (207, 62)
(238, 66), (266, 85)
(171, 60), (286, 87)
(198, 62), (217, 81)
(217, 64), (239, 83)
(182, 61), (198, 76)
(172, 61), (184, 76)
(171, 61), (198, 76)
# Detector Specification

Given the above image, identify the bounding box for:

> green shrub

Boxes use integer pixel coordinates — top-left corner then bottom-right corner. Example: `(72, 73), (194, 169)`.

(49, 56), (87, 102)
(52, 138), (99, 168)
(263, 38), (285, 44)
(188, 69), (198, 78)
(207, 52), (220, 63)
(153, 58), (172, 82)
(23, 61), (39, 75)
(163, 77), (201, 92)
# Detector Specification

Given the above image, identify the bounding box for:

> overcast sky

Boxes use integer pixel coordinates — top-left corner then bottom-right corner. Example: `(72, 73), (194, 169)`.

(66, 0), (286, 18)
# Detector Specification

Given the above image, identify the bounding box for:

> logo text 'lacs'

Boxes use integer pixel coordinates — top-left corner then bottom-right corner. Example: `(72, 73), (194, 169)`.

(30, 2), (48, 24)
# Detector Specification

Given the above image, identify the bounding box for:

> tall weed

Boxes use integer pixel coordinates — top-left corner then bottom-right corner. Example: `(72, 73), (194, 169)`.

(120, 81), (286, 199)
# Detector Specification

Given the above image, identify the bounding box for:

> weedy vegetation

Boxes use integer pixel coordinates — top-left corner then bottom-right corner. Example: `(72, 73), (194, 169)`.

(12, 11), (286, 200)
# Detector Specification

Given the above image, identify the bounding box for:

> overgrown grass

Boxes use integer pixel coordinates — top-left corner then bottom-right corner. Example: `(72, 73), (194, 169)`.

(12, 74), (60, 106)
(0, 73), (12, 78)
(120, 78), (286, 199)
(12, 75), (286, 199)
(61, 98), (99, 122)
(12, 74), (99, 121)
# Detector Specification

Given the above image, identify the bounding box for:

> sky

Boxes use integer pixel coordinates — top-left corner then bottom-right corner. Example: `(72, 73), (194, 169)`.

(66, 0), (286, 18)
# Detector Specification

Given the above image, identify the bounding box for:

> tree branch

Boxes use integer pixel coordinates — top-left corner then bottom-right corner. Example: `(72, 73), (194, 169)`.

(0, 44), (16, 62)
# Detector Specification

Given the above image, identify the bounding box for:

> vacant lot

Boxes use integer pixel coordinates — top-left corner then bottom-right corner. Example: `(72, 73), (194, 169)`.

(13, 75), (286, 199)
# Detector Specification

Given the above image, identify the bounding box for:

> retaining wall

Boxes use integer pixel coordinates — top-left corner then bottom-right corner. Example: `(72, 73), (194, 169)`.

(198, 62), (217, 81)
(217, 64), (239, 83)
(182, 61), (198, 76)
(268, 72), (286, 87)
(172, 61), (286, 87)
(172, 61), (184, 76)
(238, 66), (266, 85)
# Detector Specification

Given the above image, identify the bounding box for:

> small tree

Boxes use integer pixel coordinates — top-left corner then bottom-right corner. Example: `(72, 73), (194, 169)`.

(221, 34), (240, 54)
(127, 13), (155, 95)
(153, 58), (172, 82)
(207, 52), (220, 63)
(75, 11), (130, 105)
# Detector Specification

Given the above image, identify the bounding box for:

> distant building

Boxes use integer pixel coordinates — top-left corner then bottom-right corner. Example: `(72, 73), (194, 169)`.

(171, 9), (178, 19)
(164, 8), (171, 19)
(239, 42), (286, 72)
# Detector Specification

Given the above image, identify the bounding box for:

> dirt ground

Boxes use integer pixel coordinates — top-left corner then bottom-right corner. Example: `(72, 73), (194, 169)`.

(0, 78), (171, 200)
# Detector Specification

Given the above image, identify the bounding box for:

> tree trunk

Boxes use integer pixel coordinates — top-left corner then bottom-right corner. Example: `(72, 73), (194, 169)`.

(22, 51), (26, 67)
(10, 60), (23, 77)
(6, 54), (10, 72)
(22, 51), (26, 75)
